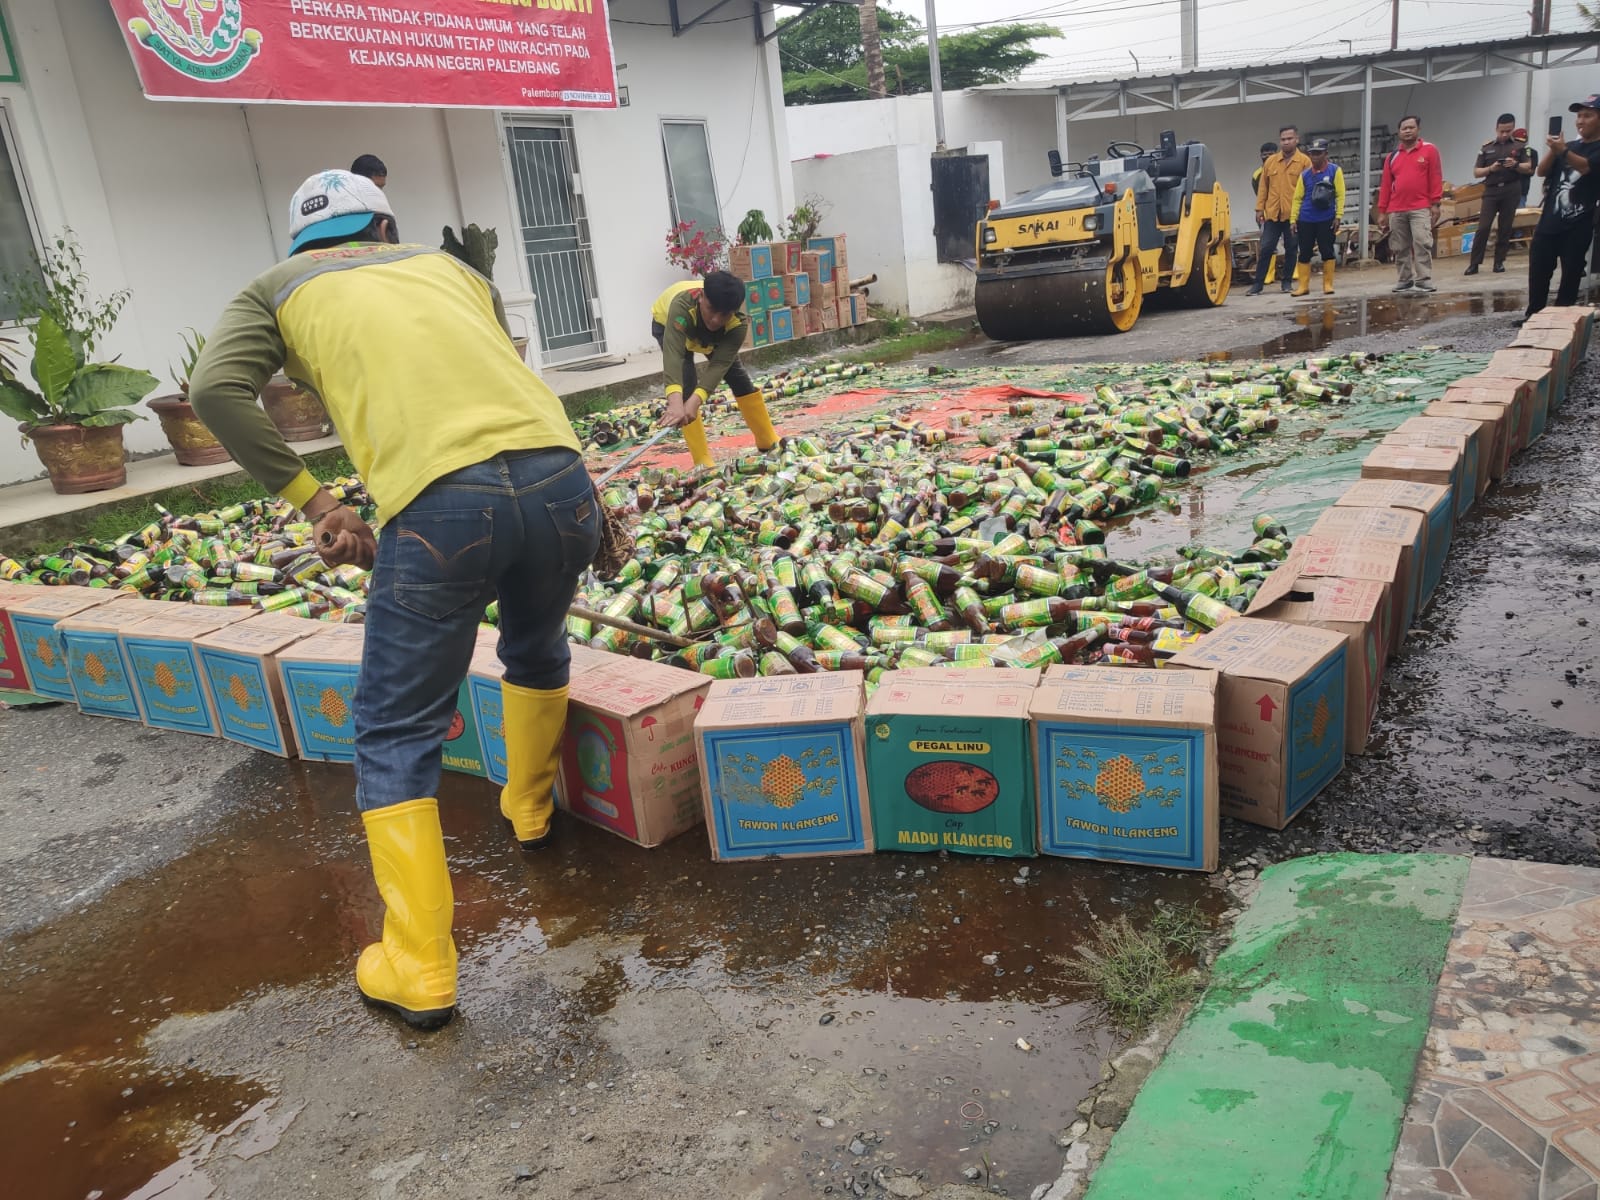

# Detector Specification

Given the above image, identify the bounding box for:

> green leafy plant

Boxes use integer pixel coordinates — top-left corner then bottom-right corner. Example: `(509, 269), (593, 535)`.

(5, 231), (130, 361)
(171, 328), (206, 395)
(1062, 906), (1210, 1031)
(442, 223), (499, 278)
(777, 195), (831, 247)
(736, 209), (774, 245)
(0, 314), (157, 433)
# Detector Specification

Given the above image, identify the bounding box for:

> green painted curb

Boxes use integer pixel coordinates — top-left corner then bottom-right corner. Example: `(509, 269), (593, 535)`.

(1086, 853), (1470, 1200)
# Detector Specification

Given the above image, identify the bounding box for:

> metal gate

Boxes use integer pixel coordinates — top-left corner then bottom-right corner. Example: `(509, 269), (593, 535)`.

(931, 153), (991, 265)
(505, 119), (606, 363)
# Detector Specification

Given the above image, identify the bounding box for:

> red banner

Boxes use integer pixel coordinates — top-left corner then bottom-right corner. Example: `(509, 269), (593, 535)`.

(107, 1), (618, 110)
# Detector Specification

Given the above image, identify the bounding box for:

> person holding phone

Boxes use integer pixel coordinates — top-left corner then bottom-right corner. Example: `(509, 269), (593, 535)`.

(1524, 96), (1600, 320)
(1465, 113), (1536, 275)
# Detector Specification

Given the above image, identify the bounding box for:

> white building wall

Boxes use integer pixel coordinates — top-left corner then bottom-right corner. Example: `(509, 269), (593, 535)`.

(0, 0), (792, 487)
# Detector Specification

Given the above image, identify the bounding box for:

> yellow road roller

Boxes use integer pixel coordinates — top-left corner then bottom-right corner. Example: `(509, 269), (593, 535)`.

(975, 130), (1231, 339)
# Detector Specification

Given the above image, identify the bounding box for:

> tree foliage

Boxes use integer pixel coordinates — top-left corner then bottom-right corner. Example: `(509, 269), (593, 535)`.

(780, 7), (1057, 106)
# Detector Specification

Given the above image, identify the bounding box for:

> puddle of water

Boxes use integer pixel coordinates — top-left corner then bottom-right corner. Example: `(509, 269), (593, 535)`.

(5, 753), (1218, 1200)
(1208, 291), (1527, 360)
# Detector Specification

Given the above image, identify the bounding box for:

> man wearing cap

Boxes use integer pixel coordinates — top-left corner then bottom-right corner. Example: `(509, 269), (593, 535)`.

(1290, 140), (1346, 296)
(1525, 95), (1600, 318)
(1465, 114), (1536, 275)
(1247, 126), (1310, 295)
(1378, 115), (1443, 294)
(188, 171), (599, 1031)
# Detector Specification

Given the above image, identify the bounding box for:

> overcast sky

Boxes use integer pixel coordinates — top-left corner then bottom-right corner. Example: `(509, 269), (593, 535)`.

(795, 0), (1597, 81)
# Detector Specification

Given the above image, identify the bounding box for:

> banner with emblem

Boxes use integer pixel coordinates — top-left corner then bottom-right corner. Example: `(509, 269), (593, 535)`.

(106, 1), (618, 110)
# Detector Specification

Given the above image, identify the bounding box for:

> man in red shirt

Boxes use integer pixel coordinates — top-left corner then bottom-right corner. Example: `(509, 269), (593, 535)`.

(1378, 115), (1444, 294)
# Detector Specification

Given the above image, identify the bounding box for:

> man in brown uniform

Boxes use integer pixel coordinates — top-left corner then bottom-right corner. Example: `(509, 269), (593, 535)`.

(1465, 114), (1536, 275)
(1247, 125), (1311, 295)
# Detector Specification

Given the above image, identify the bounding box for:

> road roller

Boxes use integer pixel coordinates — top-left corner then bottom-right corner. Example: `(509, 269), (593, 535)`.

(974, 130), (1231, 340)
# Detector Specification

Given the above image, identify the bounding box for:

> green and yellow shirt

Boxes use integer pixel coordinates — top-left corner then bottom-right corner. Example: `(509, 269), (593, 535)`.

(651, 280), (745, 402)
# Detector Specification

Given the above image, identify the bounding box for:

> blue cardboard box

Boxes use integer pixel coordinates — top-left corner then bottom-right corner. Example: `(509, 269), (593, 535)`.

(730, 243), (774, 280)
(1170, 618), (1347, 830)
(276, 624), (365, 763)
(122, 608), (258, 736)
(769, 306), (794, 343)
(1030, 666), (1220, 871)
(59, 602), (156, 722)
(695, 673), (870, 860)
(196, 613), (326, 757)
(5, 588), (133, 703)
(1398, 414), (1488, 504)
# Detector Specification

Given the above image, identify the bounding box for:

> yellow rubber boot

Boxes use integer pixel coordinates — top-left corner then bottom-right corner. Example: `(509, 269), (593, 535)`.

(1291, 263), (1311, 297)
(734, 391), (779, 451)
(357, 798), (457, 1030)
(499, 681), (568, 850)
(681, 415), (713, 468)
(1322, 261), (1336, 295)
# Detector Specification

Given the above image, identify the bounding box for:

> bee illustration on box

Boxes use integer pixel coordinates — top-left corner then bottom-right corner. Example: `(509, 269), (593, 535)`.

(719, 749), (839, 810)
(217, 668), (263, 714)
(138, 655), (191, 700)
(291, 679), (356, 731)
(1292, 693), (1335, 752)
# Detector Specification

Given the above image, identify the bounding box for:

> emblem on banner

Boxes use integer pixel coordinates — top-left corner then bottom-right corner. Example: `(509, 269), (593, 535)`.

(127, 0), (262, 83)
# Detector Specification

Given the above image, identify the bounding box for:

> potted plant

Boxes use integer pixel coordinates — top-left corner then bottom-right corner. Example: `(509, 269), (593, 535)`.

(778, 195), (831, 249)
(148, 328), (230, 467)
(737, 209), (773, 245)
(664, 221), (728, 277)
(260, 376), (331, 443)
(443, 223), (529, 362)
(0, 314), (158, 493)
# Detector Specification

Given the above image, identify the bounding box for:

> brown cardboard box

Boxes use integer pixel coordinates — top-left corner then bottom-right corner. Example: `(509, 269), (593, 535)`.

(695, 673), (871, 860)
(1512, 207), (1541, 230)
(6, 588), (136, 703)
(1379, 427), (1475, 512)
(0, 582), (40, 692)
(1247, 571), (1389, 755)
(1169, 618), (1348, 829)
(1289, 535), (1406, 659)
(1029, 666), (1220, 871)
(1425, 398), (1513, 480)
(1453, 181), (1485, 205)
(765, 241), (801, 275)
(560, 653), (711, 847)
(834, 274), (851, 303)
(820, 301), (841, 331)
(196, 613), (326, 757)
(120, 609), (257, 737)
(1361, 442), (1461, 494)
(1523, 305), (1594, 357)
(804, 307), (825, 336)
(1512, 324), (1580, 379)
(1490, 346), (1564, 420)
(1308, 506), (1426, 639)
(1443, 377), (1533, 454)
(276, 624), (366, 763)
(57, 601), (162, 722)
(800, 250), (824, 298)
(781, 272), (809, 308)
(1397, 414), (1489, 499)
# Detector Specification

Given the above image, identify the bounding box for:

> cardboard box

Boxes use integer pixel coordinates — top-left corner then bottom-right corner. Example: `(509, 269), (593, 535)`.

(834, 274), (851, 303)
(1030, 666), (1220, 871)
(1523, 305), (1594, 358)
(864, 668), (1038, 858)
(729, 243), (774, 280)
(848, 294), (866, 325)
(1308, 506), (1425, 637)
(196, 613), (326, 756)
(820, 301), (841, 331)
(800, 250), (825, 295)
(746, 315), (771, 348)
(121, 609), (257, 736)
(0, 582), (38, 693)
(1289, 536), (1405, 659)
(559, 653), (710, 847)
(1489, 347), (1562, 426)
(804, 307), (824, 336)
(277, 624), (365, 762)
(1443, 377), (1532, 456)
(1513, 207), (1541, 230)
(765, 241), (800, 275)
(439, 630), (500, 779)
(769, 306), (795, 343)
(1333, 480), (1452, 613)
(1425, 397), (1513, 480)
(742, 279), (767, 315)
(1453, 181), (1485, 204)
(695, 673), (871, 860)
(1512, 325), (1580, 389)
(1398, 414), (1489, 500)
(1169, 618), (1347, 830)
(805, 238), (836, 282)
(782, 272), (811, 308)
(1247, 571), (1388, 755)
(808, 235), (848, 277)
(1362, 441), (1461, 499)
(758, 276), (784, 310)
(58, 601), (156, 722)
(1379, 430), (1475, 517)
(5, 588), (134, 702)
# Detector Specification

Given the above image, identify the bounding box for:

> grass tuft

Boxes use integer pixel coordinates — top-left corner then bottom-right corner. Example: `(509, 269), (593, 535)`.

(1063, 906), (1210, 1031)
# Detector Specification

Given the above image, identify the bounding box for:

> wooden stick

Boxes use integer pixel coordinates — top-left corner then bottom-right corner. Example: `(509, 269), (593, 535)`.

(568, 603), (694, 649)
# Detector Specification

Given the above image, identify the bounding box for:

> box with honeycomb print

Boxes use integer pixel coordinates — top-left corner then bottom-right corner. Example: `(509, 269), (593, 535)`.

(0, 583), (39, 693)
(1031, 666), (1220, 872)
(4, 588), (133, 702)
(121, 608), (257, 736)
(276, 624), (366, 763)
(1170, 618), (1347, 831)
(864, 668), (1038, 858)
(440, 630), (502, 780)
(57, 601), (158, 722)
(196, 614), (327, 757)
(695, 673), (871, 861)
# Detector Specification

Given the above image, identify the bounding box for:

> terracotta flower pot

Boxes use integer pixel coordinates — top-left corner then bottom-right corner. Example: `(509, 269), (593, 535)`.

(149, 395), (231, 466)
(24, 422), (128, 494)
(260, 377), (330, 443)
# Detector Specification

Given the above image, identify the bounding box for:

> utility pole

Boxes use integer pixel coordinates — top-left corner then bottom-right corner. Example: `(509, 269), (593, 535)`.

(1529, 0), (1544, 36)
(1180, 0), (1198, 70)
(925, 0), (947, 150)
(860, 1), (887, 99)
(1390, 0), (1399, 51)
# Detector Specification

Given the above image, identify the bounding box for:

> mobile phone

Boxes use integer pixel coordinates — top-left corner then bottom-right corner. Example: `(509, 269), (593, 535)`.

(1549, 116), (1563, 137)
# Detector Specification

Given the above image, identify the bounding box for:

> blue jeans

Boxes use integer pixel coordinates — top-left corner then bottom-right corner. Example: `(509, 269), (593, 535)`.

(354, 447), (600, 812)
(1254, 219), (1298, 287)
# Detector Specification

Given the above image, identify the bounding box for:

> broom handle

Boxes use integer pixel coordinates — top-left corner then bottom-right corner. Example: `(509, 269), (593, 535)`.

(567, 603), (695, 649)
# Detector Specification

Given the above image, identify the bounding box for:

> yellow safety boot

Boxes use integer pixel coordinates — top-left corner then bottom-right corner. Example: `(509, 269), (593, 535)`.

(734, 391), (779, 451)
(357, 798), (457, 1030)
(499, 681), (568, 850)
(681, 415), (713, 468)
(1291, 262), (1311, 297)
(1322, 261), (1336, 295)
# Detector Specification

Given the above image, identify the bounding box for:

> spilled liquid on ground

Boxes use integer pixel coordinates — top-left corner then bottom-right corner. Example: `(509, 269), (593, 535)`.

(3, 753), (1219, 1199)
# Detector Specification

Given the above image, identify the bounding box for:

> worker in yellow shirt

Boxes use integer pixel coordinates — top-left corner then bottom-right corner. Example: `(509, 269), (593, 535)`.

(190, 171), (597, 1031)
(651, 272), (778, 466)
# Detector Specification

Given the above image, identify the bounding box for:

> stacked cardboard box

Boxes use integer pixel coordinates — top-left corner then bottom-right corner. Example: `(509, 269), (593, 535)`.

(726, 231), (870, 350)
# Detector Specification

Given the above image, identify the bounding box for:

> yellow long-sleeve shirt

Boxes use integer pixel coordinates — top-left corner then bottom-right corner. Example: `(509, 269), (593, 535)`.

(1292, 165), (1347, 222)
(1256, 150), (1312, 221)
(189, 242), (579, 524)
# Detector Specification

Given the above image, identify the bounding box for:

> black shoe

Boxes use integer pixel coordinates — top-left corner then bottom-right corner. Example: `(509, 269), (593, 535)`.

(1463, 265), (1479, 276)
(1246, 285), (1263, 296)
(1392, 282), (1414, 293)
(1493, 264), (1506, 273)
(1413, 282), (1437, 293)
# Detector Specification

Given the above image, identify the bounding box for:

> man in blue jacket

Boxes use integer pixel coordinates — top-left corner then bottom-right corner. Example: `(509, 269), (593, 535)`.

(1290, 140), (1347, 296)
